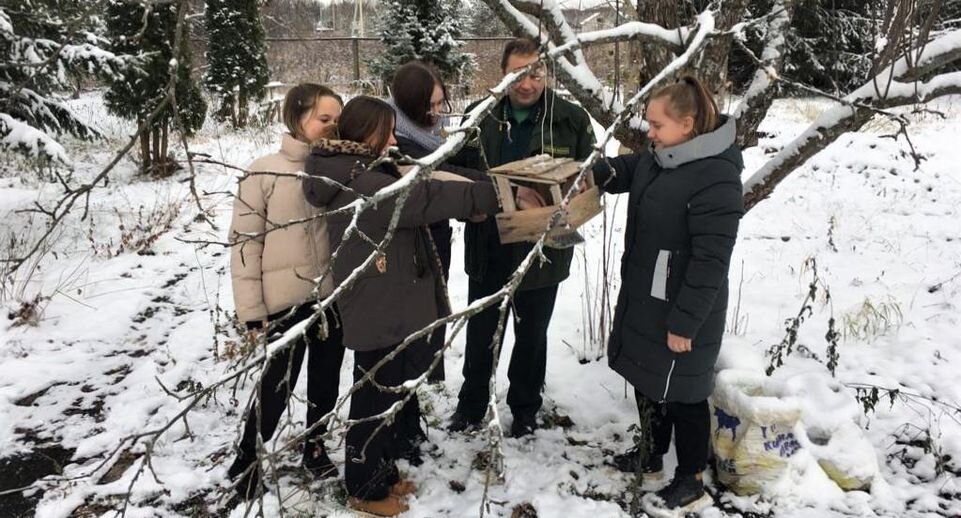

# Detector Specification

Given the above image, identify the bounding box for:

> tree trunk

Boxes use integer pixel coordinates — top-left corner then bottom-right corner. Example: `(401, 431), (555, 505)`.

(698, 0), (749, 103)
(735, 0), (794, 149)
(160, 123), (170, 176)
(238, 90), (248, 128)
(151, 129), (161, 175)
(635, 0), (683, 88)
(139, 131), (151, 173)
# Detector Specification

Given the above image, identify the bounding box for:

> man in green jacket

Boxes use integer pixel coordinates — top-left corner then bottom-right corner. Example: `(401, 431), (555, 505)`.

(448, 37), (595, 437)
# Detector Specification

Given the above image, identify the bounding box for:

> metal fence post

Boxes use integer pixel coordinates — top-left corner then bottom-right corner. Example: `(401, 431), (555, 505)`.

(352, 38), (360, 82)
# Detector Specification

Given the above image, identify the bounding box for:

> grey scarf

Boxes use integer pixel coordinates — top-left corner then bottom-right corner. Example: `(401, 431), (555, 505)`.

(387, 97), (445, 152)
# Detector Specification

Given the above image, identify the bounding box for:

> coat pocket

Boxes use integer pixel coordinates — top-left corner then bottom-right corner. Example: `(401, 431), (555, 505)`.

(650, 249), (671, 301)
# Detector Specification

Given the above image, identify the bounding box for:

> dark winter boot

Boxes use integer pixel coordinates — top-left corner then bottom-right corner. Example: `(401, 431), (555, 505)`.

(396, 440), (424, 467)
(303, 439), (338, 479)
(509, 413), (537, 438)
(610, 448), (665, 481)
(396, 417), (427, 467)
(227, 454), (265, 500)
(642, 473), (712, 518)
(447, 411), (482, 433)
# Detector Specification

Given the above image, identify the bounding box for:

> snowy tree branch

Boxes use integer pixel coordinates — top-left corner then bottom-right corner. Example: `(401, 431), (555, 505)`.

(743, 29), (961, 211)
(733, 1), (793, 148)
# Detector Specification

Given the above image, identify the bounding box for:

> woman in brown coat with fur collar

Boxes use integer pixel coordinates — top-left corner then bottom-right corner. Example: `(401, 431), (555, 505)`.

(303, 96), (499, 516)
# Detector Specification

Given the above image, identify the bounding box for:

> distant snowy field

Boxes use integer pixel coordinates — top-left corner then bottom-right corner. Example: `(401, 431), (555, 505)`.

(1, 92), (959, 518)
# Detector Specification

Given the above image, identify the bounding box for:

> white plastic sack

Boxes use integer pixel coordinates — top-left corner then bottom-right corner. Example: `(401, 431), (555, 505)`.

(776, 373), (881, 492)
(710, 369), (804, 495)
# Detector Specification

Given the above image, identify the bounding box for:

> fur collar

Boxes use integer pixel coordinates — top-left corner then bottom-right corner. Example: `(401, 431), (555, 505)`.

(313, 138), (378, 158)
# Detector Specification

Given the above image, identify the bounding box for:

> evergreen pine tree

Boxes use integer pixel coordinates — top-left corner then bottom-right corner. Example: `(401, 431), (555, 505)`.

(1, 0), (123, 164)
(784, 0), (877, 93)
(104, 0), (206, 176)
(367, 0), (474, 90)
(730, 0), (879, 94)
(203, 0), (268, 128)
(465, 0), (509, 37)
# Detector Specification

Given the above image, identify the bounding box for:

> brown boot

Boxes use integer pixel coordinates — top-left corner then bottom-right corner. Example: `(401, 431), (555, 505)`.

(390, 479), (417, 497)
(347, 495), (409, 517)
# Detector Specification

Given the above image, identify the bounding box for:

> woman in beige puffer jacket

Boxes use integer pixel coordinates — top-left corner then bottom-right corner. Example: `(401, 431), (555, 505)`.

(226, 84), (346, 499)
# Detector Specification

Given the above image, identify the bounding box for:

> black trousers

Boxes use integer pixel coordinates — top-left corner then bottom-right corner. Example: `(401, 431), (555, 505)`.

(456, 270), (559, 421)
(408, 223), (452, 382)
(636, 390), (710, 476)
(236, 304), (345, 459)
(345, 341), (425, 500)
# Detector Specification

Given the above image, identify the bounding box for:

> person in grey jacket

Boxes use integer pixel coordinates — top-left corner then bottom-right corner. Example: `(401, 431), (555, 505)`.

(302, 96), (499, 517)
(593, 76), (744, 517)
(387, 60), (490, 383)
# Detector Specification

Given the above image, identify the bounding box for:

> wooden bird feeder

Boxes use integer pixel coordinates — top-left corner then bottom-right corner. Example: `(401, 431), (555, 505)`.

(488, 155), (603, 246)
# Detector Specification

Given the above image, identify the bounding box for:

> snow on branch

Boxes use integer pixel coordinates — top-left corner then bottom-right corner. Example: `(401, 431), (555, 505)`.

(0, 8), (13, 37)
(734, 0), (791, 148)
(553, 20), (687, 52)
(0, 112), (69, 164)
(881, 28), (961, 84)
(511, 0), (588, 65)
(1, 4), (124, 165)
(743, 28), (961, 210)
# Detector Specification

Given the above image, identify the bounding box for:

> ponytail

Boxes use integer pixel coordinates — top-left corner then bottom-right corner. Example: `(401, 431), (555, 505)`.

(651, 75), (719, 137)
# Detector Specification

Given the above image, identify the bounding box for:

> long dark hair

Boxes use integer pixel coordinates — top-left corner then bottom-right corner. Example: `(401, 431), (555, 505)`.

(336, 96), (396, 153)
(391, 61), (450, 128)
(651, 75), (719, 137)
(282, 83), (343, 140)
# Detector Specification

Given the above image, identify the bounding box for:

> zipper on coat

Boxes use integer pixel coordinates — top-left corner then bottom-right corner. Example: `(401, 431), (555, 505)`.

(659, 358), (677, 415)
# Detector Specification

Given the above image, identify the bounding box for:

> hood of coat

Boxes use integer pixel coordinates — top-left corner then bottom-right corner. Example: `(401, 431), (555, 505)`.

(651, 115), (741, 170)
(304, 139), (399, 206)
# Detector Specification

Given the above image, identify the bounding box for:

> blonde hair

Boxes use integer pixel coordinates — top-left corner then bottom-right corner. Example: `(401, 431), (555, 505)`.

(651, 75), (719, 137)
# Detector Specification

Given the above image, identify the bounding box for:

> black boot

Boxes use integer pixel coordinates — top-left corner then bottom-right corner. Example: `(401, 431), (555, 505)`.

(227, 454), (265, 500)
(447, 411), (482, 433)
(303, 439), (338, 479)
(610, 447), (664, 481)
(397, 442), (424, 467)
(642, 473), (712, 518)
(509, 414), (537, 438)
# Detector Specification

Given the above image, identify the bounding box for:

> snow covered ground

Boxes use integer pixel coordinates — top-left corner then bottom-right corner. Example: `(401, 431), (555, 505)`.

(1, 93), (959, 518)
